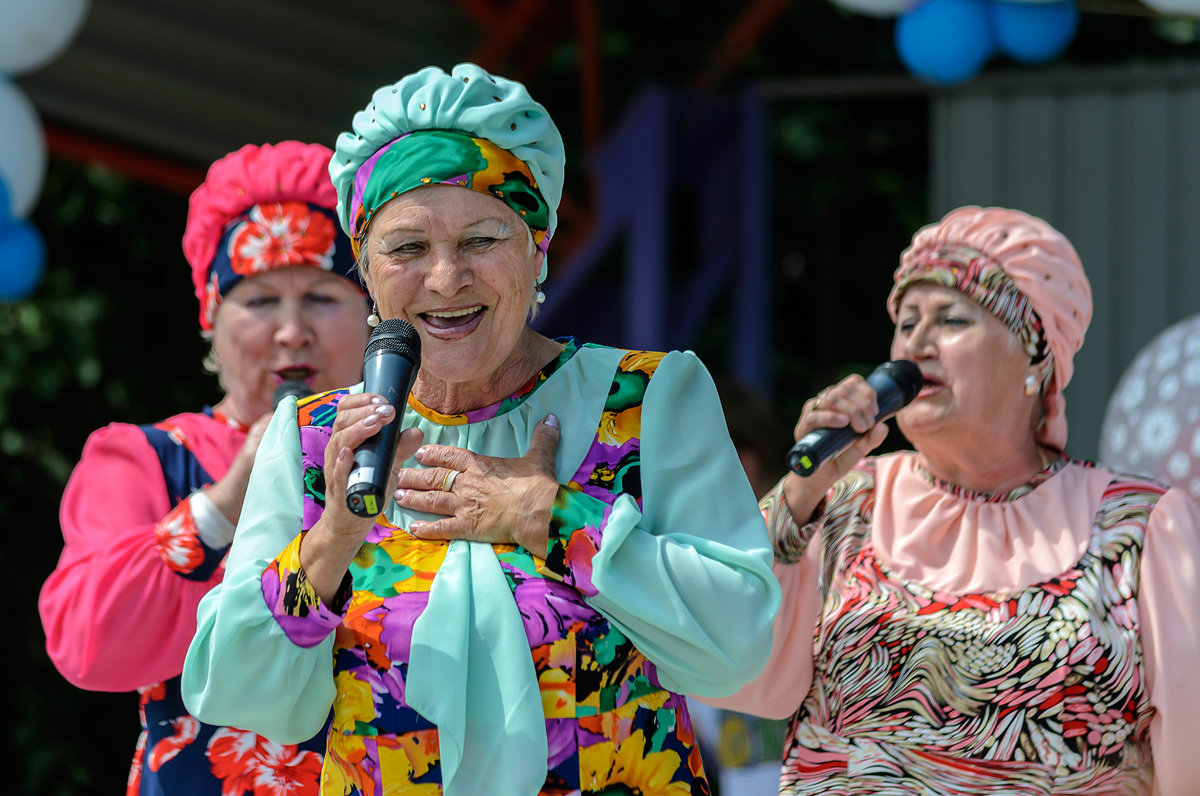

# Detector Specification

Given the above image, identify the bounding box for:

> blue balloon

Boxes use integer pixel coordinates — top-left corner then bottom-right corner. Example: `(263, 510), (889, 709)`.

(0, 221), (46, 302)
(989, 0), (1079, 65)
(895, 0), (996, 87)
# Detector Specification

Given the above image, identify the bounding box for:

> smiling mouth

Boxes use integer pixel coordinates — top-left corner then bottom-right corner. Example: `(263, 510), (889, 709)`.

(421, 306), (484, 330)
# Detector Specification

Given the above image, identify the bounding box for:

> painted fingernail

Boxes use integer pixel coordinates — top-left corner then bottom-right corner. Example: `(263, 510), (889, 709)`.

(544, 413), (559, 428)
(375, 404), (394, 416)
(394, 488), (406, 501)
(370, 396), (385, 404)
(415, 447), (427, 461)
(363, 414), (379, 426)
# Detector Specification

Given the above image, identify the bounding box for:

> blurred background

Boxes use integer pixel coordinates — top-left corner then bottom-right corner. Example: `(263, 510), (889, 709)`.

(4, 1), (1200, 793)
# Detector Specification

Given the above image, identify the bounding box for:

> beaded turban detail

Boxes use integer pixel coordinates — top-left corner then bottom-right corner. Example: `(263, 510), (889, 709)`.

(182, 141), (362, 332)
(329, 62), (565, 283)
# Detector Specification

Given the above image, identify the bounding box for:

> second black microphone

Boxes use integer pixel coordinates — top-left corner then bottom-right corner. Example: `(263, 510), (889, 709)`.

(787, 359), (923, 477)
(346, 318), (422, 517)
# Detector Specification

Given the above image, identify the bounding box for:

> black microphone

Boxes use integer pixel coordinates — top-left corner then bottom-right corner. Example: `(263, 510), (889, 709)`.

(787, 359), (923, 477)
(346, 318), (421, 517)
(272, 379), (313, 409)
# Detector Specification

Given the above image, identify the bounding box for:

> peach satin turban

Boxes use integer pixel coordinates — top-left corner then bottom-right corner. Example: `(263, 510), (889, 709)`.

(887, 206), (1093, 450)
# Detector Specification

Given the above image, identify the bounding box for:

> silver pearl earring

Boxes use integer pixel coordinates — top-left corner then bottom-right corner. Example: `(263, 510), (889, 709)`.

(534, 284), (546, 305)
(367, 305), (381, 327)
(1024, 374), (1038, 396)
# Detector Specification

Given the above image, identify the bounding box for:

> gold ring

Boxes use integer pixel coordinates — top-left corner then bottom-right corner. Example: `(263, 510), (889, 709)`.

(814, 389), (829, 410)
(440, 469), (459, 492)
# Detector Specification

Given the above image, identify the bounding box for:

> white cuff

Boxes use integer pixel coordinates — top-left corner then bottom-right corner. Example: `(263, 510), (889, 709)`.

(189, 489), (236, 549)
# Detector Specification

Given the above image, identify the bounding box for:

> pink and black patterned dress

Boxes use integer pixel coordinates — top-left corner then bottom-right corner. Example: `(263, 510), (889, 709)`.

(776, 456), (1162, 795)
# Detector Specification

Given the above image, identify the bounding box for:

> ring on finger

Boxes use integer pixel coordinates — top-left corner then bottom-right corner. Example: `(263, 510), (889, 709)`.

(814, 389), (830, 410)
(440, 469), (459, 492)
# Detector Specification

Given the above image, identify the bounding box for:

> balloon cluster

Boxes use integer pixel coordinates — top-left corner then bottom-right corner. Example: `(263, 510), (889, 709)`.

(894, 0), (1079, 86)
(833, 0), (1200, 86)
(0, 0), (90, 302)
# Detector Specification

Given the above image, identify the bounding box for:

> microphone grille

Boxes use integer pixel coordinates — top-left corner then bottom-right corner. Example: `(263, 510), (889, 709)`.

(876, 359), (923, 403)
(272, 379), (313, 409)
(364, 318), (421, 363)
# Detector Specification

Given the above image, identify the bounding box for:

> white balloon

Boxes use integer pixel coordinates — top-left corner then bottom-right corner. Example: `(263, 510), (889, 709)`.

(0, 78), (47, 218)
(1101, 313), (1200, 498)
(1141, 0), (1200, 16)
(0, 0), (90, 75)
(831, 0), (914, 17)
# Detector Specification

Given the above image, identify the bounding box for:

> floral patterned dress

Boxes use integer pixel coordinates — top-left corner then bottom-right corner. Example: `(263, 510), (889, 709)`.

(183, 339), (780, 796)
(778, 456), (1161, 795)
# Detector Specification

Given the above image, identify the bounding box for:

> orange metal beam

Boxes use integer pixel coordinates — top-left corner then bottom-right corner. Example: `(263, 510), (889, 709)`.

(695, 0), (793, 89)
(44, 124), (206, 196)
(572, 0), (603, 152)
(466, 0), (550, 71)
(449, 0), (502, 27)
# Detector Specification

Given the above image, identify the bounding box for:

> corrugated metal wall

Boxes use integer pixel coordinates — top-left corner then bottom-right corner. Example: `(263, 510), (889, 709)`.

(931, 63), (1200, 461)
(19, 0), (473, 166)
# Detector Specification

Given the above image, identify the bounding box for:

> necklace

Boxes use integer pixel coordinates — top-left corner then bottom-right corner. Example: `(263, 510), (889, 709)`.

(1036, 445), (1053, 471)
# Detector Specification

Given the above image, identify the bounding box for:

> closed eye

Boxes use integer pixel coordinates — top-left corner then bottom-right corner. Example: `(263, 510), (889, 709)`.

(390, 241), (426, 256)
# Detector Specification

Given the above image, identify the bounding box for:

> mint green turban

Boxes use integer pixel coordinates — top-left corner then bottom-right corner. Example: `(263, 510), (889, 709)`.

(329, 63), (565, 282)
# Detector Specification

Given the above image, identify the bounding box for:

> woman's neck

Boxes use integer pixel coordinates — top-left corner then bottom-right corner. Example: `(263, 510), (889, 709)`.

(915, 434), (1050, 495)
(211, 395), (258, 430)
(413, 330), (563, 416)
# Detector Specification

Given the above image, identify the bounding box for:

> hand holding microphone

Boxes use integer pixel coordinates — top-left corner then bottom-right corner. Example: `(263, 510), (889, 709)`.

(787, 360), (922, 477)
(346, 319), (422, 517)
(297, 319), (424, 604)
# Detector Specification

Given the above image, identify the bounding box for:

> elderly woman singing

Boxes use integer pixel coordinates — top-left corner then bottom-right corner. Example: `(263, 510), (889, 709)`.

(182, 63), (779, 796)
(707, 207), (1200, 795)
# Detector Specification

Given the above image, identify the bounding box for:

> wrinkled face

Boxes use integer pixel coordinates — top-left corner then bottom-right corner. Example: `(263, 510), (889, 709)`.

(890, 283), (1039, 447)
(361, 184), (543, 388)
(210, 267), (370, 423)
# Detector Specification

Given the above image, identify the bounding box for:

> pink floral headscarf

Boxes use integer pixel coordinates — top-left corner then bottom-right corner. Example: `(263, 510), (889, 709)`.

(182, 141), (362, 331)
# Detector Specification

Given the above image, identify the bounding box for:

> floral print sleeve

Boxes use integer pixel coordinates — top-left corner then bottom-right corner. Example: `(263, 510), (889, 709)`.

(537, 347), (778, 704)
(761, 477), (824, 565)
(138, 419), (233, 582)
(153, 488), (242, 580)
(154, 496), (227, 579)
(262, 531), (351, 648)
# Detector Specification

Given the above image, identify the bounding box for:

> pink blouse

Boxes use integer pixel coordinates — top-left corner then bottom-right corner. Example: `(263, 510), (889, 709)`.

(39, 412), (244, 691)
(708, 452), (1200, 796)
